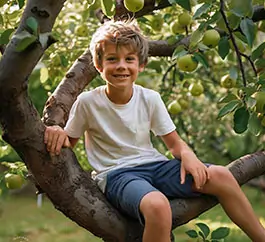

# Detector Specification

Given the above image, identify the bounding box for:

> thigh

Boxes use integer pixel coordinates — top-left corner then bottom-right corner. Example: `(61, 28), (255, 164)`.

(105, 168), (158, 224)
(154, 159), (204, 198)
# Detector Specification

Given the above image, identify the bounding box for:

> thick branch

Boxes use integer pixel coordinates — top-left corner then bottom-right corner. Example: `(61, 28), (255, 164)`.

(42, 48), (98, 127)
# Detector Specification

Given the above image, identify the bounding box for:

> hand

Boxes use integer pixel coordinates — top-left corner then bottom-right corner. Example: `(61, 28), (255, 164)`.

(44, 125), (71, 156)
(180, 154), (210, 190)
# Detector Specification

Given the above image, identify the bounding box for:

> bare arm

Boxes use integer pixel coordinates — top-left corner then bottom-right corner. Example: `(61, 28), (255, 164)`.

(161, 130), (210, 189)
(44, 125), (79, 156)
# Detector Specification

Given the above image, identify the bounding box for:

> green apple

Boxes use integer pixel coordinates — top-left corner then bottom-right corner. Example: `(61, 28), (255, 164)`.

(178, 97), (189, 110)
(252, 92), (265, 113)
(124, 0), (144, 13)
(202, 29), (220, 48)
(177, 54), (198, 72)
(189, 83), (204, 96)
(5, 173), (25, 189)
(167, 100), (182, 115)
(170, 21), (186, 35)
(178, 12), (192, 27)
(220, 74), (236, 89)
(74, 24), (89, 37)
(150, 14), (164, 32)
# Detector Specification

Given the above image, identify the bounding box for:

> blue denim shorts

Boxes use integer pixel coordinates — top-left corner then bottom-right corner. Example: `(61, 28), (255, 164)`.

(105, 159), (206, 224)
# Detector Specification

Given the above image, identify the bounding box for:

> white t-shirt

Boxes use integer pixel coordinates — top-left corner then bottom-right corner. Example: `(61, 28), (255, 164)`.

(65, 84), (176, 192)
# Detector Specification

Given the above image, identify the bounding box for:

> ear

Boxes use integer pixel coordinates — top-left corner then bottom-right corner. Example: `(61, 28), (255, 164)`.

(139, 63), (146, 72)
(95, 64), (103, 73)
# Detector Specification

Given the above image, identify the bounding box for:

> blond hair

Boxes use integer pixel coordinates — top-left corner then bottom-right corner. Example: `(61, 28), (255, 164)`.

(89, 20), (149, 68)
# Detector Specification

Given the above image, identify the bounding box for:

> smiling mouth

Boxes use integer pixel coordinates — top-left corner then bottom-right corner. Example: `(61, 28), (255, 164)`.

(113, 75), (130, 78)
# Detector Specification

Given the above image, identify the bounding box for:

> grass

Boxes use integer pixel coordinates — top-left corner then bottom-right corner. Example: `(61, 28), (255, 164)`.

(0, 186), (265, 242)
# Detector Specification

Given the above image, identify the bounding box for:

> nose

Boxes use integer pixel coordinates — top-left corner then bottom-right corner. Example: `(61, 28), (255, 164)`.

(116, 59), (126, 70)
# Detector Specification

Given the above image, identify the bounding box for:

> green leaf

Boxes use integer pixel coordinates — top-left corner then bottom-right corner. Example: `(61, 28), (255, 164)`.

(229, 66), (238, 80)
(233, 107), (250, 134)
(185, 229), (198, 238)
(100, 0), (115, 17)
(198, 231), (205, 239)
(14, 31), (37, 52)
(207, 11), (220, 25)
(217, 100), (241, 119)
(189, 28), (204, 49)
(17, 0), (25, 8)
(251, 42), (265, 61)
(227, 13), (241, 30)
(40, 67), (49, 83)
(0, 29), (15, 45)
(193, 52), (209, 69)
(255, 58), (265, 70)
(60, 55), (68, 67)
(147, 60), (162, 73)
(240, 18), (256, 48)
(218, 36), (230, 60)
(248, 113), (262, 136)
(211, 227), (230, 240)
(218, 93), (238, 103)
(193, 3), (211, 19)
(26, 17), (38, 36)
(172, 45), (187, 60)
(170, 0), (191, 11)
(0, 14), (3, 26)
(230, 0), (253, 18)
(196, 223), (210, 238)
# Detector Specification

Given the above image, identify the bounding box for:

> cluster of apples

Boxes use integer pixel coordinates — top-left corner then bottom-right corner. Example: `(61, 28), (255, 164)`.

(167, 82), (204, 115)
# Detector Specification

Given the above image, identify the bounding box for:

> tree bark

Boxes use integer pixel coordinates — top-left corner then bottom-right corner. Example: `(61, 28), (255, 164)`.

(1, 1), (265, 242)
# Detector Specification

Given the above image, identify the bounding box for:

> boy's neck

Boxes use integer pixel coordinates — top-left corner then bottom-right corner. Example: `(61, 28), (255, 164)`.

(105, 85), (133, 104)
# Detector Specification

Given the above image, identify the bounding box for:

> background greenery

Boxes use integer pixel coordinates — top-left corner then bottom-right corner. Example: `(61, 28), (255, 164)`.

(1, 0), (265, 240)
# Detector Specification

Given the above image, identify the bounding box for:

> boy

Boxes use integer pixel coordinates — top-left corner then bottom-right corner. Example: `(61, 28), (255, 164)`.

(44, 20), (265, 242)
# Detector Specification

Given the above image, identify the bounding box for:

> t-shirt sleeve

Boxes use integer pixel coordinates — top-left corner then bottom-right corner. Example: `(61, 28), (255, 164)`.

(64, 94), (88, 138)
(150, 92), (176, 136)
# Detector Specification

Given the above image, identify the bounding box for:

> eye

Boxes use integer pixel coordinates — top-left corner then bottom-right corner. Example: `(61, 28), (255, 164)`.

(126, 56), (136, 62)
(106, 57), (116, 62)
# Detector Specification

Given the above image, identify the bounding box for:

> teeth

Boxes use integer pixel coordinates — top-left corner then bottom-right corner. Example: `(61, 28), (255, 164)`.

(114, 75), (129, 78)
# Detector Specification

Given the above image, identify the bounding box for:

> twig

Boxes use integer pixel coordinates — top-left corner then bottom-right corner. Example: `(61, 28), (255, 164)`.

(161, 62), (176, 84)
(219, 0), (247, 87)
(240, 52), (258, 77)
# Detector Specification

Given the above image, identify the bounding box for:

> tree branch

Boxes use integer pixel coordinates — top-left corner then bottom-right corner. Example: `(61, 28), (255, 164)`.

(1, 1), (265, 242)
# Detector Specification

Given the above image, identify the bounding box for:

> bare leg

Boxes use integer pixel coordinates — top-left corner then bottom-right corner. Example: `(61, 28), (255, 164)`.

(198, 166), (265, 242)
(140, 191), (172, 242)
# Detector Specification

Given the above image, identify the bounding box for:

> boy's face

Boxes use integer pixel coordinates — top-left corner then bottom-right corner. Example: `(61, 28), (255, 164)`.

(96, 42), (145, 91)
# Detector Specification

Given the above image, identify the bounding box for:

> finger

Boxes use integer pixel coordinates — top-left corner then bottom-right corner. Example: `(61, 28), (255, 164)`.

(55, 135), (66, 155)
(64, 138), (71, 148)
(50, 133), (60, 154)
(180, 165), (186, 184)
(200, 168), (209, 188)
(196, 168), (206, 189)
(44, 127), (48, 144)
(206, 167), (210, 180)
(193, 173), (201, 189)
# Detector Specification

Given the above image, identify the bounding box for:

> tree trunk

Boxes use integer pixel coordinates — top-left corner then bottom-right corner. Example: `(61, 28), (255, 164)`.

(1, 0), (265, 241)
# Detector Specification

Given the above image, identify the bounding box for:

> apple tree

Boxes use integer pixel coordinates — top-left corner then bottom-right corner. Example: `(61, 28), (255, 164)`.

(1, 0), (265, 241)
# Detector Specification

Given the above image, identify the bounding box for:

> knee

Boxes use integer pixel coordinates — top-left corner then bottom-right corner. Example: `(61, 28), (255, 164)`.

(206, 166), (237, 193)
(140, 191), (171, 223)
